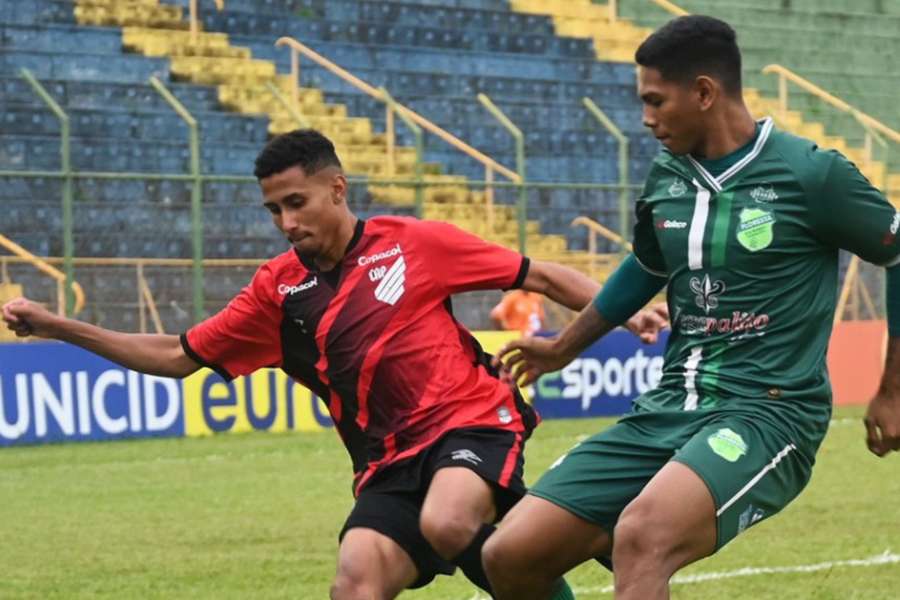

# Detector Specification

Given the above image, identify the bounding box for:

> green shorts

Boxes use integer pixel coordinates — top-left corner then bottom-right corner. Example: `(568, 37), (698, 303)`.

(530, 398), (830, 551)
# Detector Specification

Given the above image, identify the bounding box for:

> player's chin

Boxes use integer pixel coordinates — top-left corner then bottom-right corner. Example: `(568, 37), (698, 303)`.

(291, 237), (317, 254)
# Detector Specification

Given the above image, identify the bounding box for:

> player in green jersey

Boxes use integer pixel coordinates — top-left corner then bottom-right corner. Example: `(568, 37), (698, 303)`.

(481, 15), (900, 600)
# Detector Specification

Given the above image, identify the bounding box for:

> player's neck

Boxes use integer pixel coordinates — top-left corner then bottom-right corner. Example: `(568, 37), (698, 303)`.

(692, 103), (757, 161)
(314, 215), (359, 271)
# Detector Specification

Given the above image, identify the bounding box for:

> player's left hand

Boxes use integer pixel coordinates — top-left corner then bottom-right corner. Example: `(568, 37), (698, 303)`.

(624, 302), (669, 344)
(863, 390), (900, 457)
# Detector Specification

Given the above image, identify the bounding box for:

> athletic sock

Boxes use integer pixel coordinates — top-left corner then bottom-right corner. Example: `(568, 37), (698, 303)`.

(451, 523), (496, 594)
(550, 577), (577, 600)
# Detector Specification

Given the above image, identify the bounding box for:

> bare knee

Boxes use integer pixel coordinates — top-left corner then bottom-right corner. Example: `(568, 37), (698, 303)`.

(420, 511), (481, 559)
(481, 529), (515, 583)
(330, 570), (382, 600)
(613, 501), (679, 573)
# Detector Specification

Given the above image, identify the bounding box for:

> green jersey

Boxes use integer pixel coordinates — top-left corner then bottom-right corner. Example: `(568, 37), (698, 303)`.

(634, 118), (900, 410)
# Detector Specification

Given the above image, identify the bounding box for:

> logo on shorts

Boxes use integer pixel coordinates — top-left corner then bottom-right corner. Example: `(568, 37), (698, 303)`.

(707, 428), (748, 462)
(689, 274), (726, 314)
(737, 504), (766, 534)
(497, 406), (512, 425)
(669, 179), (687, 197)
(736, 208), (776, 252)
(450, 449), (482, 465)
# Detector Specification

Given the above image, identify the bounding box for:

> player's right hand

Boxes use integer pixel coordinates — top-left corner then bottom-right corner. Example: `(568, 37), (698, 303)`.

(493, 336), (572, 387)
(1, 297), (57, 338)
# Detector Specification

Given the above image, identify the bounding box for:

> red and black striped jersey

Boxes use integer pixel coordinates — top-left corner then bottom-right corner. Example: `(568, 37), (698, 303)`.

(182, 216), (538, 494)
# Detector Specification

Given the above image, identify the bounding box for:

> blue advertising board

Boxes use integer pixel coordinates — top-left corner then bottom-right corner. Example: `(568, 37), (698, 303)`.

(0, 342), (333, 447)
(531, 329), (669, 418)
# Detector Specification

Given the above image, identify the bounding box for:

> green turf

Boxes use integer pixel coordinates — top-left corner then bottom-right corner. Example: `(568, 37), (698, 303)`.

(1, 406), (897, 599)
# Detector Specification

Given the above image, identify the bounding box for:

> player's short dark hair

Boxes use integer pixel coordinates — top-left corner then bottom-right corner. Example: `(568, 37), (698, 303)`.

(635, 15), (742, 96)
(254, 129), (343, 179)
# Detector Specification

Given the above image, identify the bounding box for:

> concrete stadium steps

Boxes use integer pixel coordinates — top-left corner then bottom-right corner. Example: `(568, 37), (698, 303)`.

(563, 1), (900, 207)
(0, 133), (261, 174)
(1, 0), (650, 264)
(69, 1), (590, 257)
(508, 0), (652, 63)
(613, 0), (900, 195)
(75, 0), (187, 30)
(95, 11), (444, 197)
(0, 76), (221, 113)
(1, 102), (267, 145)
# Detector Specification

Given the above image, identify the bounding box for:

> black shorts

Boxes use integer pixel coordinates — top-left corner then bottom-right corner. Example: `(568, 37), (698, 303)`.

(339, 427), (527, 589)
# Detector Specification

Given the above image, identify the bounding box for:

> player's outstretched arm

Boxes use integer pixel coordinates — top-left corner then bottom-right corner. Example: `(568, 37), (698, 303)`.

(521, 260), (600, 311)
(522, 258), (669, 344)
(494, 302), (615, 387)
(2, 297), (200, 378)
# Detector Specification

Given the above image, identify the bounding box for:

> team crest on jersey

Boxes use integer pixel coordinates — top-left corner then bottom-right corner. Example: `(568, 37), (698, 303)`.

(736, 208), (775, 252)
(373, 256), (406, 306)
(749, 185), (778, 203)
(668, 179), (687, 197)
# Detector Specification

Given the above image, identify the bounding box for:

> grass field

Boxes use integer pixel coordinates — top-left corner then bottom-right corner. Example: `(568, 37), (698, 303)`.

(1, 405), (897, 599)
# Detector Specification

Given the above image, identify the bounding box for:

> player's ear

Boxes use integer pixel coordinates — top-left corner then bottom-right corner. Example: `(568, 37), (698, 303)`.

(331, 172), (348, 205)
(694, 75), (718, 112)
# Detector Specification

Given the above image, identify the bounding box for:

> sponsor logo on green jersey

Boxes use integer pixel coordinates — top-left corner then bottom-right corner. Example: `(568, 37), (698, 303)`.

(678, 311), (770, 337)
(750, 185), (778, 203)
(707, 428), (748, 462)
(736, 208), (775, 252)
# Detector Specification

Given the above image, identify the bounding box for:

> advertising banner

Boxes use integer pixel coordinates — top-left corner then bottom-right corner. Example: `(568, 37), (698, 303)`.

(0, 331), (519, 447)
(0, 343), (332, 446)
(531, 330), (669, 418)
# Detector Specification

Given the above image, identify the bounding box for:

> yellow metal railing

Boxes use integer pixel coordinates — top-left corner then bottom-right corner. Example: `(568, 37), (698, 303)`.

(0, 235), (85, 316)
(834, 255), (885, 325)
(763, 64), (900, 159)
(189, 0), (225, 43)
(571, 216), (631, 278)
(274, 37), (521, 185)
(609, 0), (688, 21)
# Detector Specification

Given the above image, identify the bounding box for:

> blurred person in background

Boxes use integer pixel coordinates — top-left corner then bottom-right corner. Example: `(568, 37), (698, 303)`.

(491, 289), (546, 336)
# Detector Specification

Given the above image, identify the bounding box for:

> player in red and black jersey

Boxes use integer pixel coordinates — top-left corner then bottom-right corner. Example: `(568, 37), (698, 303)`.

(4, 130), (667, 599)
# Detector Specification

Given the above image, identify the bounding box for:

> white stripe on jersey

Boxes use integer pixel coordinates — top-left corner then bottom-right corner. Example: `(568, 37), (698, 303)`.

(683, 346), (703, 410)
(688, 180), (711, 271)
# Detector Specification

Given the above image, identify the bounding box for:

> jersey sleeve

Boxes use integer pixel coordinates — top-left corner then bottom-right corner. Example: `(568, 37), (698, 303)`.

(180, 264), (283, 380)
(633, 165), (669, 277)
(810, 151), (900, 267)
(414, 220), (529, 295)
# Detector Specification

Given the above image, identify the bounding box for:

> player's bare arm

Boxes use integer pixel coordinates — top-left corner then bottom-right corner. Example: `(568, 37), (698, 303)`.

(864, 336), (900, 457)
(494, 303), (616, 387)
(2, 297), (200, 378)
(523, 259), (669, 344)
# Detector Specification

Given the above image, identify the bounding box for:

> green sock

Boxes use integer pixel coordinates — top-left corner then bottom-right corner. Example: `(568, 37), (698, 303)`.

(550, 578), (576, 600)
